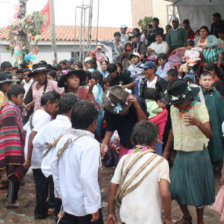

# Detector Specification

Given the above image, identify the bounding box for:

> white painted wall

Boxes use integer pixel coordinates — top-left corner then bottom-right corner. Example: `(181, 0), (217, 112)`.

(0, 41), (112, 65)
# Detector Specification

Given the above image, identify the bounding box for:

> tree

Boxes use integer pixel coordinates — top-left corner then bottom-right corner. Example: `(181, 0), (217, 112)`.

(138, 16), (153, 31)
(8, 0), (47, 66)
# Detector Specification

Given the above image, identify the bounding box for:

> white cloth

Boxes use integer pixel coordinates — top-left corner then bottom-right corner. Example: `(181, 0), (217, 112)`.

(24, 109), (51, 169)
(32, 115), (71, 177)
(111, 152), (170, 224)
(51, 129), (101, 216)
(147, 41), (169, 57)
(147, 76), (158, 89)
(222, 122), (224, 136)
(22, 79), (33, 97)
(128, 62), (144, 79)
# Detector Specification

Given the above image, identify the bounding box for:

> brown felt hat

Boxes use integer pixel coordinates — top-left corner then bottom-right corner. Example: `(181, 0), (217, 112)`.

(103, 85), (133, 115)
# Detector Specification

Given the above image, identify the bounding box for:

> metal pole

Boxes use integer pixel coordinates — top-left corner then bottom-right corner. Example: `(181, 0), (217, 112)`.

(49, 0), (57, 64)
(79, 1), (84, 61)
(96, 0), (100, 43)
(87, 0), (93, 52)
(83, 7), (86, 62)
(74, 6), (77, 61)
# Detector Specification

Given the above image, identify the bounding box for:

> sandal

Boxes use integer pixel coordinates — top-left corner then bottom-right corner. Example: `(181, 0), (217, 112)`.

(175, 216), (192, 224)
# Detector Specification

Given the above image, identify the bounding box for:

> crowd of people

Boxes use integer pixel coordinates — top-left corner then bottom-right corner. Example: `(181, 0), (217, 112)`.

(0, 12), (224, 224)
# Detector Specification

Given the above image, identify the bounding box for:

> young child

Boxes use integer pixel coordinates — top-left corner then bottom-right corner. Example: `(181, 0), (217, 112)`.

(58, 68), (96, 103)
(144, 88), (168, 155)
(106, 121), (171, 224)
(127, 52), (144, 96)
(32, 93), (80, 218)
(199, 71), (224, 171)
(156, 53), (173, 80)
(167, 68), (178, 82)
(179, 40), (201, 81)
(23, 91), (60, 219)
(91, 71), (104, 137)
(0, 84), (25, 207)
(0, 72), (19, 107)
(51, 100), (103, 224)
(121, 42), (133, 71)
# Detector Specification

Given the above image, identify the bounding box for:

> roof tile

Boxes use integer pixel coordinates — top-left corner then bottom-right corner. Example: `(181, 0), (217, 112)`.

(0, 25), (131, 42)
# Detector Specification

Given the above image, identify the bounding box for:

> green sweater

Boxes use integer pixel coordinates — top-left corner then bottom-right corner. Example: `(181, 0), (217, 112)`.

(166, 28), (188, 50)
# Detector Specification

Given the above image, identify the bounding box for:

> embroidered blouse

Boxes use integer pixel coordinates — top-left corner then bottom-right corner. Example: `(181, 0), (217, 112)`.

(171, 102), (209, 152)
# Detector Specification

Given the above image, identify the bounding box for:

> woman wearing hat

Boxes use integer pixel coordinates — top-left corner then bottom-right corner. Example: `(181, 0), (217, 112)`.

(101, 85), (147, 159)
(27, 63), (64, 111)
(58, 68), (96, 103)
(0, 72), (19, 107)
(163, 80), (214, 224)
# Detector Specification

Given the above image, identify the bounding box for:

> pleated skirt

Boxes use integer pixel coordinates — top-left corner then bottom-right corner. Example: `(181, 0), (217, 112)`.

(170, 148), (215, 207)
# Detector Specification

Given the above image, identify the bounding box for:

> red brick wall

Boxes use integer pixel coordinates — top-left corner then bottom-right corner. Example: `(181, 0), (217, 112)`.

(131, 0), (153, 28)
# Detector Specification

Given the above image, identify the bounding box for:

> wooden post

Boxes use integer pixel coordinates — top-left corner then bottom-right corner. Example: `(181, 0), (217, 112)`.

(49, 0), (57, 64)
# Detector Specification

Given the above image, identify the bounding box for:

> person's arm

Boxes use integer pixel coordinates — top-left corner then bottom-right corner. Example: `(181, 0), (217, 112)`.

(101, 131), (114, 154)
(100, 40), (113, 47)
(106, 183), (118, 224)
(163, 129), (173, 159)
(122, 81), (136, 89)
(183, 116), (212, 138)
(80, 140), (101, 221)
(183, 29), (188, 46)
(87, 79), (98, 105)
(207, 35), (221, 48)
(23, 130), (37, 169)
(128, 95), (147, 121)
(51, 157), (61, 198)
(25, 101), (34, 111)
(160, 179), (172, 224)
(161, 42), (169, 54)
(166, 31), (171, 50)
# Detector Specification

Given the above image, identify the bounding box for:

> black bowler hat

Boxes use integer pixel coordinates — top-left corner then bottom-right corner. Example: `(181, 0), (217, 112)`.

(163, 80), (199, 105)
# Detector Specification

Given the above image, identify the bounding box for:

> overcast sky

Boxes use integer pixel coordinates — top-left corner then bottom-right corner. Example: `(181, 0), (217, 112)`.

(0, 0), (132, 28)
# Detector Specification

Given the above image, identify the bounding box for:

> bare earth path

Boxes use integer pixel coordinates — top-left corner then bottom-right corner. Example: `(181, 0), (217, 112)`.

(0, 167), (221, 224)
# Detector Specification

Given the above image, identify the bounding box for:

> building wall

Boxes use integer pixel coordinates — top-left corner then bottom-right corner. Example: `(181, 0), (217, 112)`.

(130, 0), (169, 29)
(152, 0), (170, 28)
(0, 42), (110, 65)
(131, 0), (153, 28)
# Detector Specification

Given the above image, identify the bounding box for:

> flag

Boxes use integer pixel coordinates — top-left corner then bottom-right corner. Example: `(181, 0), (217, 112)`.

(40, 0), (50, 33)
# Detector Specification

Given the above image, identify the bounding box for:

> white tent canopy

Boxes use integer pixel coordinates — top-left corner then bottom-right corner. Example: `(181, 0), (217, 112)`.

(165, 0), (224, 31)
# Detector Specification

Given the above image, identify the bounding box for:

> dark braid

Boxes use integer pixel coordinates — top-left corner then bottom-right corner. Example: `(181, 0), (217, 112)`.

(43, 78), (48, 94)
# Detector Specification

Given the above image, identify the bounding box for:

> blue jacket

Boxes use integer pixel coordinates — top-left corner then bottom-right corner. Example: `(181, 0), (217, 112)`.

(194, 35), (221, 48)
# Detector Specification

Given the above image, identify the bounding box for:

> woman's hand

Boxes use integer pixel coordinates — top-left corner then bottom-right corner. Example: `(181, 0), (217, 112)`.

(182, 114), (199, 126)
(88, 79), (96, 92)
(106, 213), (117, 224)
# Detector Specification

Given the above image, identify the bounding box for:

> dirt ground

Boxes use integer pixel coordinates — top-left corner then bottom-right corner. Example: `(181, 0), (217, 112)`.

(0, 167), (221, 224)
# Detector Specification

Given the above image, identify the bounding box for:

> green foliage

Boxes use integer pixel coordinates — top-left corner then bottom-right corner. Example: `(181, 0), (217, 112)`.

(8, 10), (47, 65)
(138, 16), (153, 30)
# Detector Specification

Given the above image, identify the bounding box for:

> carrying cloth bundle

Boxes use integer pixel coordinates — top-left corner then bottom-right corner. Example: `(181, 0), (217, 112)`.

(115, 150), (164, 204)
(57, 133), (88, 160)
(43, 128), (72, 158)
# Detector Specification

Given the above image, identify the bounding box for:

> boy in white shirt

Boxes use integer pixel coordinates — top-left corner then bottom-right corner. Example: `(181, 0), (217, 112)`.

(106, 121), (171, 224)
(128, 52), (144, 95)
(51, 100), (103, 224)
(23, 91), (60, 219)
(32, 93), (80, 218)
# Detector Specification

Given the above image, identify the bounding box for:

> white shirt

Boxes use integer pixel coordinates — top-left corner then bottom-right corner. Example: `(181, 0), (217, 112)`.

(32, 115), (71, 177)
(111, 152), (170, 224)
(147, 76), (158, 89)
(24, 109), (51, 169)
(147, 41), (169, 57)
(51, 129), (101, 216)
(184, 48), (201, 59)
(22, 79), (33, 97)
(128, 62), (144, 79)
